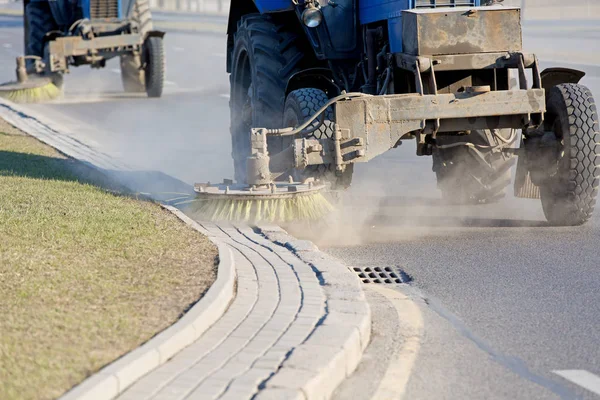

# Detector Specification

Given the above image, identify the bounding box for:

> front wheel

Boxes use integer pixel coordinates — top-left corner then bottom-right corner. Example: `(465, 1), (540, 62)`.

(143, 36), (164, 98)
(537, 83), (599, 226)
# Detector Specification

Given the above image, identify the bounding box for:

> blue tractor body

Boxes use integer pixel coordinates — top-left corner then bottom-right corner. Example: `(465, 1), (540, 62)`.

(248, 0), (482, 54)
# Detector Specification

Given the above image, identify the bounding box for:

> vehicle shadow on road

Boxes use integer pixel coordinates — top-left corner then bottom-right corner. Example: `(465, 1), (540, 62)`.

(368, 214), (549, 228)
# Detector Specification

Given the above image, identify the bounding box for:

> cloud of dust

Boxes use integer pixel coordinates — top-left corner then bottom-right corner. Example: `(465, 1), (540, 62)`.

(284, 148), (546, 248)
(45, 34), (233, 199)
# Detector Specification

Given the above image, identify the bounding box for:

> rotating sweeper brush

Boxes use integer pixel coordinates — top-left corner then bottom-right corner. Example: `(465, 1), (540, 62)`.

(189, 93), (369, 223)
(0, 57), (61, 103)
(192, 180), (332, 223)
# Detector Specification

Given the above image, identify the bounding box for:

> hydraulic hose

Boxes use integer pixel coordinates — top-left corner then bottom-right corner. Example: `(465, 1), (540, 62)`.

(264, 92), (372, 137)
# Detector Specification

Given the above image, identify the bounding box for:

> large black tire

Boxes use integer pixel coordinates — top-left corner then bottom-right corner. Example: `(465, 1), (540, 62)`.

(229, 14), (313, 183)
(432, 129), (516, 204)
(144, 36), (164, 98)
(538, 84), (599, 226)
(25, 2), (57, 59)
(283, 88), (353, 188)
(120, 0), (153, 93)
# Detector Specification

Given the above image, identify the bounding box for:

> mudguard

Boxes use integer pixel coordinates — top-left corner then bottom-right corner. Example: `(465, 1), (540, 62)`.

(285, 68), (339, 96)
(540, 68), (585, 92)
(514, 68), (586, 199)
(145, 30), (166, 39)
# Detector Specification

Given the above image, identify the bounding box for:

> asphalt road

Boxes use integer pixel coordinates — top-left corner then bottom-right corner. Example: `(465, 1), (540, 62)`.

(0, 11), (599, 400)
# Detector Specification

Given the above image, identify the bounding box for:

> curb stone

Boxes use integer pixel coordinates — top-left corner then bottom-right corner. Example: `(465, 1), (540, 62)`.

(257, 225), (372, 400)
(59, 206), (236, 400)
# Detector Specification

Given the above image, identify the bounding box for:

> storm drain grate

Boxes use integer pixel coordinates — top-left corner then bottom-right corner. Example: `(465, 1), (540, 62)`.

(352, 266), (413, 284)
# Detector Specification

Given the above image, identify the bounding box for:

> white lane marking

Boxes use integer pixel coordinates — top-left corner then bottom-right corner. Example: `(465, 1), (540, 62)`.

(212, 52), (226, 58)
(110, 68), (120, 74)
(164, 80), (176, 86)
(173, 46), (185, 51)
(219, 94), (230, 99)
(554, 370), (600, 396)
(368, 285), (424, 400)
(3, 43), (11, 48)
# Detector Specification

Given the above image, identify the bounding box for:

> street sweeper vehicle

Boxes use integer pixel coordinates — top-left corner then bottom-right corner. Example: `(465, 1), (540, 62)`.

(194, 0), (599, 226)
(0, 0), (165, 102)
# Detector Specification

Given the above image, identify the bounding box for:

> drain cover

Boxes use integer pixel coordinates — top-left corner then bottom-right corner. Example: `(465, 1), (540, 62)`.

(352, 266), (412, 284)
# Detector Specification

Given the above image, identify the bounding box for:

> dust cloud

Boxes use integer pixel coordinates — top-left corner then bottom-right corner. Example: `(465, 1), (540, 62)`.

(282, 142), (546, 248)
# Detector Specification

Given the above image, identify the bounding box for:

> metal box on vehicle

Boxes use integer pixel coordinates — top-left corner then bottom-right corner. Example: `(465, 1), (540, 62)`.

(402, 6), (522, 56)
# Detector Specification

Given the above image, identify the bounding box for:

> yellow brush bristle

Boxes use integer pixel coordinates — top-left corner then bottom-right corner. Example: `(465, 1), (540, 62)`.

(0, 83), (61, 104)
(187, 192), (334, 223)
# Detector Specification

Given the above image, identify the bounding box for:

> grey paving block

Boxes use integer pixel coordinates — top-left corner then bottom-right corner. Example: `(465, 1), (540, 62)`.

(116, 385), (157, 400)
(323, 310), (371, 351)
(304, 326), (362, 376)
(283, 344), (344, 373)
(293, 251), (328, 265)
(230, 367), (273, 386)
(152, 374), (202, 400)
(327, 299), (370, 315)
(185, 381), (227, 400)
(266, 367), (316, 390)
(285, 240), (319, 252)
(209, 362), (249, 381)
(300, 294), (325, 306)
(322, 284), (365, 301)
(241, 340), (277, 356)
(252, 357), (284, 370)
(253, 387), (306, 400)
(229, 349), (265, 365)
(297, 303), (326, 317)
(218, 388), (257, 400)
(117, 363), (182, 400)
(256, 224), (287, 233)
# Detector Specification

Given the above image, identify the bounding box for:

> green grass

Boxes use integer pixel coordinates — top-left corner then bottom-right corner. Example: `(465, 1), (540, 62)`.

(0, 122), (218, 400)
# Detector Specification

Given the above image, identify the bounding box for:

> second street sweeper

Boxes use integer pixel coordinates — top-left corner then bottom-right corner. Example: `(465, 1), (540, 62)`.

(193, 0), (599, 226)
(0, 0), (165, 102)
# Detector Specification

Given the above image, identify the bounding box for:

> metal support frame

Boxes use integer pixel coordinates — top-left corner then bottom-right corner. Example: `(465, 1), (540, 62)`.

(247, 87), (546, 183)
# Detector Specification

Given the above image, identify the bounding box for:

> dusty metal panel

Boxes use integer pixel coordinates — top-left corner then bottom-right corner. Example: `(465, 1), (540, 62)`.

(402, 6), (522, 56)
(385, 90), (544, 120)
(50, 34), (142, 57)
(335, 89), (544, 163)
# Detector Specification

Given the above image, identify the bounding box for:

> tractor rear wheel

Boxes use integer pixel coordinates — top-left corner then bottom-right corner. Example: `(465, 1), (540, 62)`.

(537, 84), (599, 226)
(120, 0), (153, 93)
(229, 14), (313, 184)
(283, 88), (353, 189)
(25, 2), (57, 60)
(432, 129), (516, 204)
(143, 36), (164, 98)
